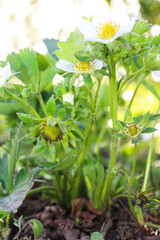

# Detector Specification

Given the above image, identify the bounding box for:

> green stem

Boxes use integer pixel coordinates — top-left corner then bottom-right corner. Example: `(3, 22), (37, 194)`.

(108, 50), (117, 127)
(72, 79), (102, 199)
(4, 89), (40, 119)
(101, 136), (118, 205)
(37, 92), (47, 117)
(77, 115), (94, 167)
(6, 213), (11, 229)
(124, 73), (146, 121)
(101, 50), (118, 206)
(142, 222), (160, 229)
(28, 186), (55, 195)
(62, 171), (68, 208)
(128, 143), (137, 215)
(117, 67), (146, 100)
(142, 132), (154, 192)
(47, 142), (62, 203)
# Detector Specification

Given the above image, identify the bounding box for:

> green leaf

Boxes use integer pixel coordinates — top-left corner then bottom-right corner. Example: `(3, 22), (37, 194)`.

(59, 122), (67, 133)
(134, 115), (141, 124)
(140, 112), (150, 126)
(7, 49), (39, 91)
(47, 118), (57, 127)
(151, 34), (160, 47)
(46, 95), (56, 117)
(20, 125), (41, 143)
(149, 114), (160, 121)
(7, 53), (31, 86)
(32, 143), (47, 155)
(17, 113), (43, 124)
(0, 154), (9, 192)
(114, 133), (124, 137)
(64, 118), (75, 125)
(40, 154), (76, 171)
(125, 110), (133, 122)
(36, 52), (49, 70)
(55, 30), (88, 64)
(39, 66), (56, 91)
(70, 129), (84, 139)
(83, 74), (93, 88)
(0, 168), (33, 213)
(143, 81), (160, 100)
(19, 49), (39, 91)
(30, 219), (43, 238)
(143, 127), (157, 133)
(133, 20), (151, 35)
(8, 124), (22, 191)
(74, 50), (92, 62)
(132, 55), (144, 70)
(132, 139), (139, 144)
(43, 38), (59, 60)
(91, 232), (103, 240)
(57, 109), (66, 121)
(114, 119), (124, 130)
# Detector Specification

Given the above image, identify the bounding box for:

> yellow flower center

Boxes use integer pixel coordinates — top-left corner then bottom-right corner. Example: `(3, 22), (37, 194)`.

(96, 20), (120, 40)
(129, 125), (138, 136)
(74, 61), (95, 72)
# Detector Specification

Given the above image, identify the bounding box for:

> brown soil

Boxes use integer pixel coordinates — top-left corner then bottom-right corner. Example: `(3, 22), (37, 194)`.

(11, 195), (160, 240)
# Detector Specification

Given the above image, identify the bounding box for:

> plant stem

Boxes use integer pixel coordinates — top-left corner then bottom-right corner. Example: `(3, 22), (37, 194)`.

(142, 132), (154, 192)
(47, 142), (62, 203)
(62, 171), (68, 208)
(37, 92), (48, 117)
(28, 186), (55, 195)
(128, 143), (137, 215)
(4, 89), (40, 119)
(101, 50), (118, 206)
(6, 213), (11, 229)
(101, 136), (118, 205)
(72, 79), (102, 199)
(124, 73), (146, 121)
(108, 50), (117, 127)
(117, 67), (146, 100)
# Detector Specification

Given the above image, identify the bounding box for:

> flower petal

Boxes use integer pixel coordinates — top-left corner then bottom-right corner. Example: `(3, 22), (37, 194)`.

(56, 60), (76, 73)
(93, 59), (104, 70)
(62, 92), (74, 105)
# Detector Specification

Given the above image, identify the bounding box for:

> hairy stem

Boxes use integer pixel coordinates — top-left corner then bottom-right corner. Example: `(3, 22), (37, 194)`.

(101, 50), (118, 207)
(72, 79), (102, 199)
(128, 143), (137, 215)
(37, 92), (48, 117)
(117, 67), (146, 100)
(124, 73), (146, 121)
(28, 186), (55, 195)
(142, 132), (154, 192)
(4, 89), (40, 119)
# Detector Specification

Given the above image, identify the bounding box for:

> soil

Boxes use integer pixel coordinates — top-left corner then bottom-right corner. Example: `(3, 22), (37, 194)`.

(11, 194), (160, 240)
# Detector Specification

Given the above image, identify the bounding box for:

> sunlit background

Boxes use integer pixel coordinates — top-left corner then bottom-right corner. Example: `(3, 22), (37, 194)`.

(0, 0), (160, 60)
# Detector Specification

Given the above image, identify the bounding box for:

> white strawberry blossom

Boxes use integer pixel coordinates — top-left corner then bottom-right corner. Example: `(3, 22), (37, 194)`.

(56, 59), (104, 73)
(78, 11), (136, 44)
